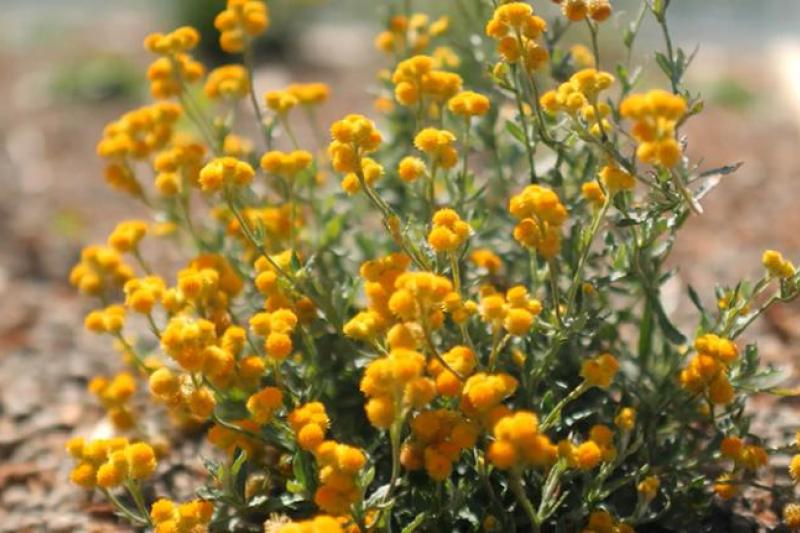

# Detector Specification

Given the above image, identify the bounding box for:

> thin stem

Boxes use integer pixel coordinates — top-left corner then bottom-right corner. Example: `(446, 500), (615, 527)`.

(540, 381), (590, 431)
(243, 43), (272, 150)
(125, 479), (153, 527)
(132, 247), (152, 275)
(566, 195), (610, 315)
(102, 488), (149, 527)
(585, 18), (600, 69)
(509, 470), (540, 533)
(511, 65), (538, 184)
(281, 116), (301, 149)
(547, 258), (563, 327)
(458, 117), (471, 211)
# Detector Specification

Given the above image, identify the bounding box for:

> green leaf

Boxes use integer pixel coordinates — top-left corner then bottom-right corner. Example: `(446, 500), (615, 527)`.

(400, 512), (427, 533)
(687, 284), (706, 314)
(653, 297), (687, 344)
(505, 120), (526, 145)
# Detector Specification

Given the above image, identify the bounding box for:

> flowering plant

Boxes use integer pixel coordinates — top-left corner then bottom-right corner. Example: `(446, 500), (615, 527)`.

(67, 0), (800, 531)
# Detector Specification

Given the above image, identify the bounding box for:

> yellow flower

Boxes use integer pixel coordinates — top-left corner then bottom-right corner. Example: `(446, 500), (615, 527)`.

(204, 65), (250, 100)
(488, 410), (556, 470)
(784, 503), (800, 529)
(790, 454), (800, 483)
(470, 249), (502, 274)
(580, 353), (619, 389)
(260, 150), (313, 179)
(638, 475), (660, 503)
(360, 349), (435, 429)
(198, 157), (255, 192)
(397, 156), (427, 182)
(151, 498), (214, 530)
(428, 208), (471, 253)
(485, 3), (548, 71)
(714, 473), (739, 500)
(448, 91), (490, 117)
(599, 163), (635, 193)
(328, 114), (383, 174)
(614, 407), (636, 431)
(581, 181), (606, 208)
(509, 185), (567, 258)
(246, 386), (284, 424)
(621, 89), (687, 168)
(126, 442), (157, 479)
(763, 249), (796, 278)
(286, 82), (330, 106)
(414, 128), (458, 169)
(215, 0), (269, 53)
(265, 90), (299, 115)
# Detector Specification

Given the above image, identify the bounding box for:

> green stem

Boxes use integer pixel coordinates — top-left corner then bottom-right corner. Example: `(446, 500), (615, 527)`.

(585, 17), (601, 69)
(566, 195), (610, 315)
(243, 43), (272, 149)
(509, 470), (540, 533)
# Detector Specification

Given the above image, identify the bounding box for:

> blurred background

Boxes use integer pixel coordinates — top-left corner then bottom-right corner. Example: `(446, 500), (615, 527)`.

(0, 0), (798, 530)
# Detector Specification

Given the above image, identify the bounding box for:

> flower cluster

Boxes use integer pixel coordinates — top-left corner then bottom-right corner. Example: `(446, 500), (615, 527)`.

(88, 373), (137, 430)
(204, 64), (251, 100)
(620, 89), (687, 168)
(214, 0), (269, 53)
(401, 409), (479, 480)
(540, 68), (615, 136)
(553, 0), (613, 23)
(488, 411), (556, 470)
(485, 2), (549, 72)
(427, 208), (471, 253)
(144, 26), (204, 100)
(150, 498), (214, 533)
(479, 285), (543, 337)
(313, 441), (367, 515)
(509, 185), (568, 258)
(375, 14), (450, 57)
(679, 334), (738, 405)
(580, 353), (620, 389)
(67, 438), (157, 490)
(360, 348), (436, 428)
(392, 55), (462, 115)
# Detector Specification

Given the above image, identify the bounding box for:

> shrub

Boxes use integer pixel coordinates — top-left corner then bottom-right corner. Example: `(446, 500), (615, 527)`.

(67, 0), (800, 531)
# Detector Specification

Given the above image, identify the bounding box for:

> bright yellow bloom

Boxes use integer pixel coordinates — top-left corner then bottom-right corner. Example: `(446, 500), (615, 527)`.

(784, 503), (800, 529)
(581, 181), (606, 208)
(580, 353), (619, 389)
(621, 89), (687, 168)
(198, 157), (255, 192)
(204, 64), (250, 99)
(286, 82), (331, 106)
(70, 245), (134, 296)
(265, 90), (299, 115)
(509, 185), (567, 258)
(488, 410), (556, 470)
(638, 475), (660, 503)
(246, 386), (283, 424)
(328, 114), (383, 174)
(150, 498), (214, 531)
(414, 127), (458, 169)
(763, 249), (796, 278)
(215, 0), (269, 53)
(428, 208), (471, 253)
(397, 156), (427, 183)
(260, 150), (313, 179)
(402, 409), (478, 480)
(614, 407), (636, 431)
(360, 348), (435, 428)
(485, 3), (548, 71)
(448, 91), (490, 117)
